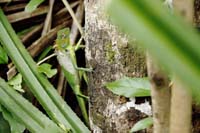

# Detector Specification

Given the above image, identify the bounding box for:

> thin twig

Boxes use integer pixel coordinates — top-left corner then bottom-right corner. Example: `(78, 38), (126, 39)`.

(70, 2), (84, 45)
(54, 1), (80, 17)
(37, 53), (57, 65)
(7, 6), (49, 23)
(61, 0), (83, 35)
(42, 0), (55, 36)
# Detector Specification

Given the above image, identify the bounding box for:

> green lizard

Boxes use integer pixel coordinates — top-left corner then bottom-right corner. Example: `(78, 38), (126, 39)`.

(55, 28), (91, 126)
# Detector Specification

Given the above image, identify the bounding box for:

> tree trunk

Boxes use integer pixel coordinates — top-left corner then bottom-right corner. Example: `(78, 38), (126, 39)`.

(84, 0), (151, 132)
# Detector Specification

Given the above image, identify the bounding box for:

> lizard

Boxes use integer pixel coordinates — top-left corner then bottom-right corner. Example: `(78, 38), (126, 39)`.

(54, 28), (91, 126)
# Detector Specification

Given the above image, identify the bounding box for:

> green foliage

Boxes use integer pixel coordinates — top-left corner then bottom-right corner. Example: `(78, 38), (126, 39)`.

(0, 78), (62, 133)
(0, 8), (90, 132)
(108, 0), (200, 101)
(0, 113), (10, 133)
(105, 77), (151, 97)
(38, 63), (57, 78)
(25, 0), (45, 13)
(0, 45), (8, 64)
(8, 74), (24, 93)
(130, 117), (153, 132)
(1, 107), (25, 133)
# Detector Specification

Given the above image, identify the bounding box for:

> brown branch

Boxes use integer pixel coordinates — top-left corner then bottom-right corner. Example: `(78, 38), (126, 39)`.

(41, 0), (54, 36)
(70, 1), (84, 45)
(3, 3), (26, 13)
(0, 0), (27, 3)
(21, 23), (43, 44)
(7, 6), (49, 23)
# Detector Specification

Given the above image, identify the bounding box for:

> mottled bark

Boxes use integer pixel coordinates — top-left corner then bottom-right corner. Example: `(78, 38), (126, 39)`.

(84, 0), (151, 132)
(147, 55), (170, 133)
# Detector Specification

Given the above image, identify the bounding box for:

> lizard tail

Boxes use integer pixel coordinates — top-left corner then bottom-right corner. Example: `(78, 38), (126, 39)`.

(75, 86), (89, 126)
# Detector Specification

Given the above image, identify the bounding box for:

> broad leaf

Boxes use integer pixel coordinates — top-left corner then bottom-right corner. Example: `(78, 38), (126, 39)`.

(105, 77), (151, 97)
(25, 0), (45, 13)
(130, 117), (153, 132)
(2, 107), (25, 133)
(38, 63), (57, 78)
(8, 74), (24, 93)
(0, 45), (8, 64)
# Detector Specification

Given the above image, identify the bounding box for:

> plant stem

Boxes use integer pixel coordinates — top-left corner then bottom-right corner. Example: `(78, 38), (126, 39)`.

(147, 54), (171, 133)
(37, 53), (57, 65)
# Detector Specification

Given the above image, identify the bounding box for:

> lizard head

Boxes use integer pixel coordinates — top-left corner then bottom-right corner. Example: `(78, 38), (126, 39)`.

(55, 28), (71, 51)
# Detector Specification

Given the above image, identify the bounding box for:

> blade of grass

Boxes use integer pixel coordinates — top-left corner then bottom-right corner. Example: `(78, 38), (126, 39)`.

(25, 0), (45, 13)
(0, 77), (62, 133)
(0, 8), (90, 132)
(0, 20), (70, 128)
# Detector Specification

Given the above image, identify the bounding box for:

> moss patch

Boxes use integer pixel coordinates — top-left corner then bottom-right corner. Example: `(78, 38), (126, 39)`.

(118, 43), (147, 77)
(104, 42), (116, 63)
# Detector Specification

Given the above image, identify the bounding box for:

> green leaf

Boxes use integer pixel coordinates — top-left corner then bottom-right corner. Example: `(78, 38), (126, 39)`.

(130, 117), (153, 132)
(0, 45), (8, 64)
(8, 74), (24, 93)
(105, 77), (151, 97)
(2, 107), (25, 133)
(0, 113), (10, 133)
(0, 78), (63, 133)
(38, 63), (57, 78)
(25, 0), (45, 13)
